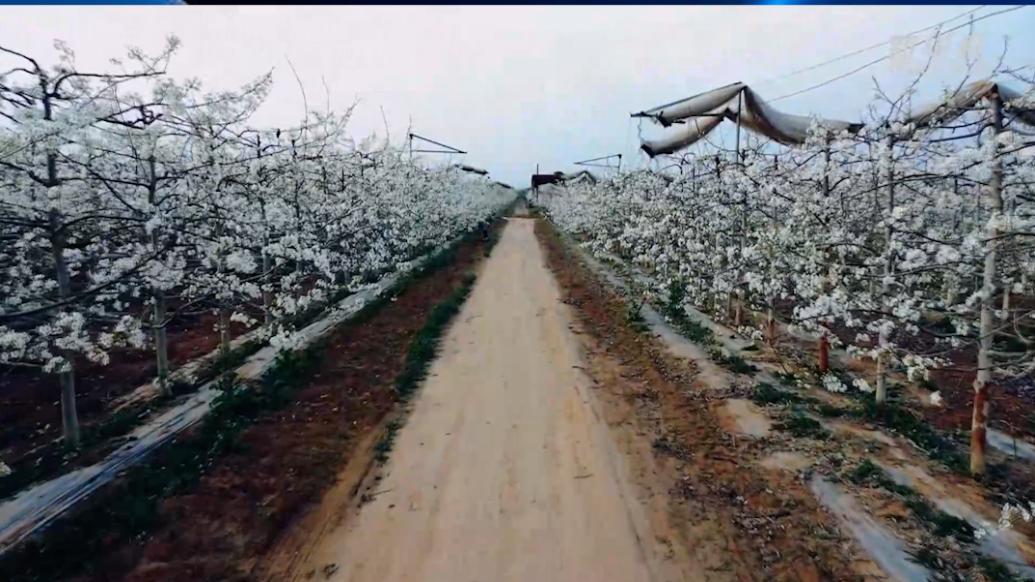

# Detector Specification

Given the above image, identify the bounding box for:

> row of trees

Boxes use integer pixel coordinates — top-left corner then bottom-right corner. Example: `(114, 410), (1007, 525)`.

(543, 75), (1035, 474)
(0, 38), (513, 447)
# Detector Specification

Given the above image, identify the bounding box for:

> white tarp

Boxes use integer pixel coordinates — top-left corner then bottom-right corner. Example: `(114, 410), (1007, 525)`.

(736, 88), (862, 144)
(637, 82), (746, 127)
(639, 79), (1035, 158)
(560, 170), (597, 183)
(455, 164), (489, 176)
(907, 80), (1035, 127)
(641, 111), (724, 157)
(637, 82), (862, 157)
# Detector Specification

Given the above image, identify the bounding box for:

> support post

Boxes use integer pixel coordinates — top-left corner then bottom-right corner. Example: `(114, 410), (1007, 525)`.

(735, 90), (743, 164)
(971, 90), (1004, 476)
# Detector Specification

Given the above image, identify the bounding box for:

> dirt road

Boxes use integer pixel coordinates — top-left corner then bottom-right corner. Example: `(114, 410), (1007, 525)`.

(281, 218), (671, 581)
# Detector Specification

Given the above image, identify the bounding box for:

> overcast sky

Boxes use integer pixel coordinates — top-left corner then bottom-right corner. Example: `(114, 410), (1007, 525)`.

(3, 5), (1034, 186)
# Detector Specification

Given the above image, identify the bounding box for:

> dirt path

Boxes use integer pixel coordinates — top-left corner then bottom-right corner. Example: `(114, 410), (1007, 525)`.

(278, 218), (672, 582)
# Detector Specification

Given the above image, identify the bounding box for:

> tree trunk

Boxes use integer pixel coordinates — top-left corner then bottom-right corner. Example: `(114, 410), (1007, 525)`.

(146, 154), (171, 397)
(766, 306), (776, 346)
(153, 291), (170, 396)
(971, 382), (990, 475)
(219, 308), (232, 358)
(875, 351), (887, 404)
(50, 210), (80, 448)
(971, 92), (1004, 476)
(262, 248), (273, 325)
(818, 334), (830, 374)
(58, 369), (79, 448)
(878, 134), (896, 405)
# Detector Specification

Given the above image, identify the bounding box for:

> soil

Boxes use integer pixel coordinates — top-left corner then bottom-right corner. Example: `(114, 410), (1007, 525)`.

(533, 219), (866, 581)
(0, 308), (252, 465)
(927, 355), (1035, 440)
(51, 231), (496, 582)
(264, 218), (687, 581)
(17, 212), (1030, 581)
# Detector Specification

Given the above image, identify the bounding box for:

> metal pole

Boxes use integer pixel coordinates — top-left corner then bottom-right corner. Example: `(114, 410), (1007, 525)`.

(735, 89), (743, 164)
(535, 163), (540, 205)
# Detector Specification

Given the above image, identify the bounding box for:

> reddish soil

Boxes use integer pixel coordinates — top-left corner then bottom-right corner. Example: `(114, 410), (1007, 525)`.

(927, 353), (1035, 440)
(771, 298), (1035, 443)
(534, 220), (862, 581)
(59, 232), (495, 582)
(0, 309), (252, 464)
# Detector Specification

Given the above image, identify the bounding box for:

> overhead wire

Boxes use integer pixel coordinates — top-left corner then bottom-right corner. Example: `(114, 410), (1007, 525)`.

(770, 5), (1027, 102)
(754, 5), (988, 88)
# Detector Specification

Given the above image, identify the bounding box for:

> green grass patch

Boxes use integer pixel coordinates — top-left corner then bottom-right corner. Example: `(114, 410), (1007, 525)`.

(847, 459), (974, 542)
(374, 419), (403, 463)
(851, 400), (969, 474)
(395, 273), (476, 399)
(815, 402), (847, 417)
(752, 383), (811, 406)
(664, 280), (688, 319)
(671, 314), (716, 345)
(626, 303), (650, 333)
(663, 283), (716, 346)
(846, 458), (885, 484)
(905, 497), (975, 540)
(708, 346), (758, 376)
(774, 411), (830, 439)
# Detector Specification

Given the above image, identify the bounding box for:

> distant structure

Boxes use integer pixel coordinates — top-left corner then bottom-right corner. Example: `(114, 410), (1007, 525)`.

(454, 164), (489, 176)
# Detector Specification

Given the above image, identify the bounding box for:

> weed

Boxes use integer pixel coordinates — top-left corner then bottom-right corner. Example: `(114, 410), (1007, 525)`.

(775, 412), (829, 439)
(661, 288), (716, 347)
(908, 546), (948, 571)
(672, 316), (716, 345)
(847, 459), (883, 484)
(752, 383), (809, 406)
(708, 346), (757, 376)
(904, 497), (974, 540)
(664, 280), (688, 320)
(851, 400), (969, 474)
(816, 403), (847, 418)
(978, 556), (1033, 582)
(626, 303), (649, 333)
(374, 419), (403, 463)
(847, 459), (975, 542)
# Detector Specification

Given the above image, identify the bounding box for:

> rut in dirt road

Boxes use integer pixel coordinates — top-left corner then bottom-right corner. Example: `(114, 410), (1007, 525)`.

(284, 218), (669, 582)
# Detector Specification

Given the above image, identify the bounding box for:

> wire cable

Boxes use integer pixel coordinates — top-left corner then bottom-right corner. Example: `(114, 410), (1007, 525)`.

(770, 5), (1026, 102)
(754, 5), (988, 88)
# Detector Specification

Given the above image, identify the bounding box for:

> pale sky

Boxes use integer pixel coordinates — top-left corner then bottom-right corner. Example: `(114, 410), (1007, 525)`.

(3, 5), (1034, 186)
